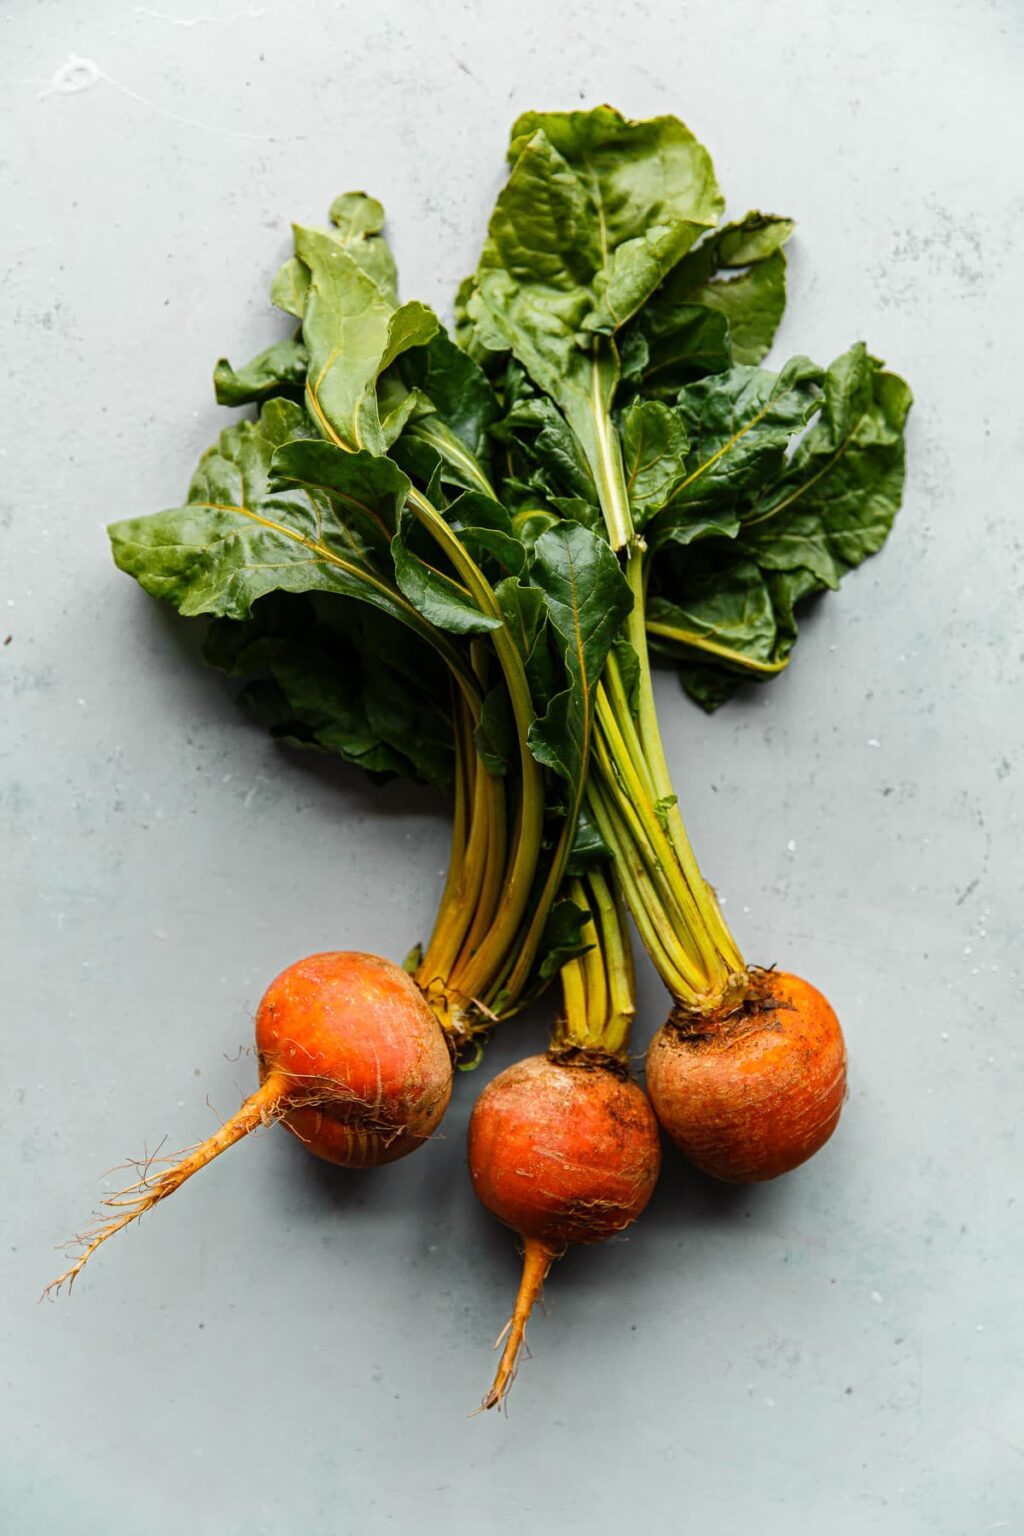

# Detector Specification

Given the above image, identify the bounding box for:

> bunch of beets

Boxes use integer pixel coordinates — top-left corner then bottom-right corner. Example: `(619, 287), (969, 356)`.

(50, 106), (910, 1410)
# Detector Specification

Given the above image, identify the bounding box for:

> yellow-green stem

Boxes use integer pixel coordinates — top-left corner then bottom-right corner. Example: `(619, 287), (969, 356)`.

(553, 870), (634, 1058)
(407, 487), (547, 1008)
(586, 867), (636, 1058)
(417, 697), (491, 993)
(580, 382), (745, 1001)
(624, 547), (745, 977)
(594, 692), (717, 980)
(586, 778), (699, 1002)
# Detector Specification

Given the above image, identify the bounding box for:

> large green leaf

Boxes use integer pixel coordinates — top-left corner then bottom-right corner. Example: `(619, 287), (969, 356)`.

(400, 329), (499, 461)
(647, 565), (783, 673)
(647, 345), (912, 705)
(494, 575), (561, 710)
(506, 107), (724, 336)
(635, 210), (798, 374)
(620, 304), (731, 396)
(293, 222), (438, 453)
(463, 107), (723, 546)
(492, 394), (599, 507)
(444, 491), (526, 579)
(739, 344), (913, 586)
(108, 399), (434, 640)
(326, 192), (399, 299)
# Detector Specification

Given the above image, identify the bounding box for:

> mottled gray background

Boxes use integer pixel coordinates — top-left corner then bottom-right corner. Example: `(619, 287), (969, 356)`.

(3, 2), (1022, 1532)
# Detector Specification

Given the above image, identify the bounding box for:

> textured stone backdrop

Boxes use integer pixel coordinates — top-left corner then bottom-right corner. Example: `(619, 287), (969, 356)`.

(2, 2), (1021, 1531)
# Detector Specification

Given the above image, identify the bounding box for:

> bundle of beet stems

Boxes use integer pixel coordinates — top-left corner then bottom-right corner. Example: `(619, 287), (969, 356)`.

(50, 107), (910, 1411)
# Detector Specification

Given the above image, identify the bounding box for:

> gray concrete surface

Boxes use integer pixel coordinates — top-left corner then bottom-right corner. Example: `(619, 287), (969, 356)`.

(3, 2), (1022, 1532)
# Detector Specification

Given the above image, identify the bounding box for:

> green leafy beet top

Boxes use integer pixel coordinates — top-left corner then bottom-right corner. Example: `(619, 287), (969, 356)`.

(107, 107), (911, 1021)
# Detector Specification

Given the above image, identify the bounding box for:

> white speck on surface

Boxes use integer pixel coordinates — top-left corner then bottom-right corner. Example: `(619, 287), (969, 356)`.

(39, 54), (101, 97)
(37, 52), (299, 143)
(871, 1291), (883, 1303)
(867, 738), (880, 748)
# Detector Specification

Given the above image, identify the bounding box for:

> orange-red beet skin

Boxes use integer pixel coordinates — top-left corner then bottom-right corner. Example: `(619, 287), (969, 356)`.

(468, 1054), (661, 1246)
(256, 951), (452, 1167)
(645, 970), (847, 1182)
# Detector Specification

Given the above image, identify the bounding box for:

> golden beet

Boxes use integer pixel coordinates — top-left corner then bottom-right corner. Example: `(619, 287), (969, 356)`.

(645, 970), (847, 1183)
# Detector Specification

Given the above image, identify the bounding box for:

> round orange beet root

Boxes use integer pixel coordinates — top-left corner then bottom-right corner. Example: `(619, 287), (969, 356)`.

(469, 1052), (661, 1408)
(469, 1053), (661, 1246)
(46, 950), (454, 1294)
(645, 970), (847, 1182)
(257, 951), (453, 1167)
